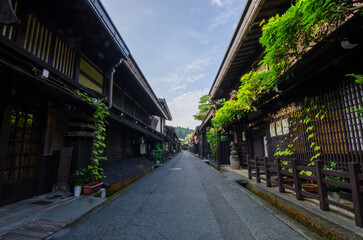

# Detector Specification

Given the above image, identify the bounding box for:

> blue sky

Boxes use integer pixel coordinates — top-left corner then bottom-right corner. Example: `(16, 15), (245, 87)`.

(102, 0), (246, 129)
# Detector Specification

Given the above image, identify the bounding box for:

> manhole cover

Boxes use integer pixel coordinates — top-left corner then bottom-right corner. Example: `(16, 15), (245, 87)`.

(31, 200), (53, 205)
(168, 168), (181, 171)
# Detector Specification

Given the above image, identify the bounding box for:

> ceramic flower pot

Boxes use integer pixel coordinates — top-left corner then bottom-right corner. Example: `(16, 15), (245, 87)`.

(83, 182), (103, 195)
(283, 178), (294, 187)
(301, 183), (318, 193)
(74, 185), (82, 197)
(328, 191), (340, 203)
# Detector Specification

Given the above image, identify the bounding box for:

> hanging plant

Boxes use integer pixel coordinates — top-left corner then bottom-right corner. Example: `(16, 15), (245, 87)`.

(73, 90), (109, 182)
(211, 0), (362, 130)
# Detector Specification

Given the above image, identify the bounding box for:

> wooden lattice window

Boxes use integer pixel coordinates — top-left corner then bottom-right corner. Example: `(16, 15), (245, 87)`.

(4, 110), (38, 182)
(267, 78), (363, 169)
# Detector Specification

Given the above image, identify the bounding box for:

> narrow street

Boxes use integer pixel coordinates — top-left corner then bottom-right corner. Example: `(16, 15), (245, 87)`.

(52, 152), (314, 240)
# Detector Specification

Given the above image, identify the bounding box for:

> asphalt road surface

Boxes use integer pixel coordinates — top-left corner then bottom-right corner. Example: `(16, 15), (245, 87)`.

(52, 152), (315, 240)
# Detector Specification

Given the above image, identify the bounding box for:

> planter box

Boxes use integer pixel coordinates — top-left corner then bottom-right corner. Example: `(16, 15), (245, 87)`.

(301, 183), (317, 193)
(83, 182), (103, 195)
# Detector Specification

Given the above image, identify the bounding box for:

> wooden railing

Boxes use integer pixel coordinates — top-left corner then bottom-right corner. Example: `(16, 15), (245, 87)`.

(246, 155), (363, 227)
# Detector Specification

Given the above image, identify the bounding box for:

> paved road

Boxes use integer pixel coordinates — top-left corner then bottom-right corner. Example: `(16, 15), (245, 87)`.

(52, 152), (311, 240)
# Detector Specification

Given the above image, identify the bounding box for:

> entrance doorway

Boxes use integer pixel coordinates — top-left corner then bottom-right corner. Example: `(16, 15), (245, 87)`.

(1, 109), (39, 206)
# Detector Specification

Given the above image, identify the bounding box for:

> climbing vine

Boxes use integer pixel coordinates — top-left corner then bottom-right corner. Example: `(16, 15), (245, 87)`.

(211, 0), (362, 129)
(206, 128), (226, 160)
(273, 97), (328, 175)
(73, 90), (110, 182)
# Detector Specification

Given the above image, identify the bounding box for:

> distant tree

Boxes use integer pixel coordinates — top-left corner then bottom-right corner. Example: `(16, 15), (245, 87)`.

(185, 133), (193, 141)
(193, 95), (214, 121)
(175, 126), (193, 140)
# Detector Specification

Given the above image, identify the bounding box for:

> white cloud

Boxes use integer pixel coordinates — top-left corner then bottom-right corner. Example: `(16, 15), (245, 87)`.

(211, 0), (224, 7)
(185, 58), (210, 71)
(185, 73), (205, 83)
(183, 27), (210, 45)
(209, 0), (240, 31)
(168, 85), (186, 93)
(168, 88), (209, 129)
(211, 0), (234, 8)
(152, 57), (211, 94)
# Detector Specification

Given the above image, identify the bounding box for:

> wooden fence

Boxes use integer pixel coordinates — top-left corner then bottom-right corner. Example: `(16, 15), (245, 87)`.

(246, 155), (363, 227)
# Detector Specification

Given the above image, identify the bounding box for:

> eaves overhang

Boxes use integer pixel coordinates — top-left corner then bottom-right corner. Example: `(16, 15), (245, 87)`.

(199, 108), (215, 131)
(158, 98), (172, 120)
(85, 0), (130, 58)
(27, 0), (128, 70)
(248, 14), (363, 118)
(110, 112), (162, 141)
(209, 0), (291, 100)
(115, 58), (168, 118)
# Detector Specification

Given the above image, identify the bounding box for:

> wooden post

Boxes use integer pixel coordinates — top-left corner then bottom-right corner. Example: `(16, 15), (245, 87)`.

(247, 155), (252, 179)
(292, 159), (303, 200)
(264, 157), (271, 187)
(315, 160), (329, 211)
(348, 162), (363, 227)
(255, 156), (260, 183)
(276, 158), (285, 193)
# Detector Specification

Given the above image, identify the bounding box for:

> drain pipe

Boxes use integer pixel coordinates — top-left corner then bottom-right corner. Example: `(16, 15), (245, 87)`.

(108, 59), (123, 109)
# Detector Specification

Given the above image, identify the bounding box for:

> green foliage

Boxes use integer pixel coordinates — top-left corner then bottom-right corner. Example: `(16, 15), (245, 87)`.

(73, 90), (109, 182)
(212, 64), (285, 129)
(175, 126), (193, 140)
(206, 128), (226, 160)
(274, 97), (326, 176)
(211, 0), (361, 129)
(347, 74), (363, 84)
(68, 168), (89, 186)
(185, 133), (193, 141)
(274, 146), (294, 157)
(193, 95), (214, 121)
(259, 0), (351, 69)
(206, 128), (217, 160)
(152, 143), (163, 161)
(323, 162), (347, 192)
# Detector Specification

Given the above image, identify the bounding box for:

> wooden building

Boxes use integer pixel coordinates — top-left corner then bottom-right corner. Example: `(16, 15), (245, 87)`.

(165, 125), (181, 157)
(205, 0), (363, 227)
(209, 0), (363, 170)
(0, 0), (170, 206)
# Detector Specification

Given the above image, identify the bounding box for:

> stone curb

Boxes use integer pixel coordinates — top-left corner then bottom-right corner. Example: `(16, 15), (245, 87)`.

(220, 166), (363, 240)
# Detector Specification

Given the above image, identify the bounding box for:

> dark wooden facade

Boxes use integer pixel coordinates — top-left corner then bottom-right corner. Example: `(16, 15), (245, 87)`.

(165, 125), (180, 158)
(205, 0), (363, 227)
(0, 0), (170, 206)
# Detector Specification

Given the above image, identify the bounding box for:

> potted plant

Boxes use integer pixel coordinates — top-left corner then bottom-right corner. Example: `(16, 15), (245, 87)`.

(282, 178), (294, 187)
(324, 162), (346, 203)
(73, 90), (108, 195)
(83, 162), (105, 195)
(301, 183), (318, 193)
(68, 168), (88, 197)
(299, 170), (318, 193)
